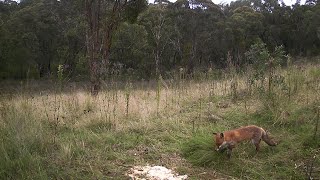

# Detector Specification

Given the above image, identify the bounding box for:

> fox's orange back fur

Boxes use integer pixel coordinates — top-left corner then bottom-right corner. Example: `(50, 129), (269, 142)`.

(213, 125), (277, 153)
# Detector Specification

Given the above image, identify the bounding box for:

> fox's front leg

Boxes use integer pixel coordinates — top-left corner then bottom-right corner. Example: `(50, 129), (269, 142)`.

(226, 148), (233, 159)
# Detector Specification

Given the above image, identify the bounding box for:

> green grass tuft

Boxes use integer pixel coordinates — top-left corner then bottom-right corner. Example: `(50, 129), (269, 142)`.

(181, 133), (224, 167)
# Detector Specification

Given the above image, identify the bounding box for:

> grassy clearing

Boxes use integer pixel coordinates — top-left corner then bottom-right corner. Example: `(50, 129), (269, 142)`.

(0, 62), (319, 179)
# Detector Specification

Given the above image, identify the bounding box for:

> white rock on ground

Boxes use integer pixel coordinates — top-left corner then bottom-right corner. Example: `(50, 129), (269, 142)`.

(127, 165), (188, 180)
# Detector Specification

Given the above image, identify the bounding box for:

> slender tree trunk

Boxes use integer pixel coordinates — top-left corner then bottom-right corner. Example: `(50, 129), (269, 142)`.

(101, 25), (115, 77)
(155, 44), (160, 77)
(85, 0), (102, 96)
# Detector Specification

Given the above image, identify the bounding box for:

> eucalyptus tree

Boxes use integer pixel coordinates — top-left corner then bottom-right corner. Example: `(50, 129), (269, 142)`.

(225, 6), (264, 66)
(167, 0), (225, 74)
(110, 22), (150, 78)
(84, 0), (146, 95)
(54, 0), (86, 77)
(1, 0), (60, 78)
(137, 4), (175, 77)
(289, 2), (320, 55)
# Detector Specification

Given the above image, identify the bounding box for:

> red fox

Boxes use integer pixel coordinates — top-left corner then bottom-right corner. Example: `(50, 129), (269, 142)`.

(213, 125), (277, 158)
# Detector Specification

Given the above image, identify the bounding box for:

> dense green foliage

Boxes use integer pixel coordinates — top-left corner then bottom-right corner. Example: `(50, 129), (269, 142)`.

(0, 0), (319, 79)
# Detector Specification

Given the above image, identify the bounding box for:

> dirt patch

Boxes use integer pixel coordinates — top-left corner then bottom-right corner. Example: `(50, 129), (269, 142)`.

(127, 165), (188, 180)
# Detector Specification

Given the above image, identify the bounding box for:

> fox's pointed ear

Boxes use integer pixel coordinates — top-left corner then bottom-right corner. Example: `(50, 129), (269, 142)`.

(220, 133), (224, 138)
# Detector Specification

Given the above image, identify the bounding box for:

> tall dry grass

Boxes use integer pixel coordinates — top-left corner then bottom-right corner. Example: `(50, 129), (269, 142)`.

(0, 61), (319, 179)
